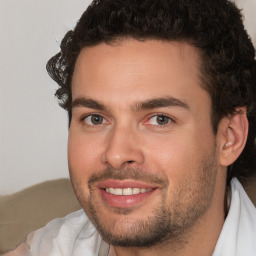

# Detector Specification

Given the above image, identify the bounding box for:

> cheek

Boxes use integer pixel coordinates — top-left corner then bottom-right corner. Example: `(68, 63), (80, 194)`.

(145, 135), (217, 211)
(143, 135), (195, 170)
(68, 131), (103, 182)
(142, 129), (214, 183)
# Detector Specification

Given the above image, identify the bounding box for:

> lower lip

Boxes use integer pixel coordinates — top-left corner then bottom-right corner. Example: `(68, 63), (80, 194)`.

(99, 189), (156, 208)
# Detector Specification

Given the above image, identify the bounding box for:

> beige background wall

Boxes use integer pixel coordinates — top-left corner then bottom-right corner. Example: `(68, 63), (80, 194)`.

(0, 0), (255, 194)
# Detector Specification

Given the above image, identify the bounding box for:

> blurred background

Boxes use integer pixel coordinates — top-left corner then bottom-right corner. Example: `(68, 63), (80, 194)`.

(0, 0), (255, 194)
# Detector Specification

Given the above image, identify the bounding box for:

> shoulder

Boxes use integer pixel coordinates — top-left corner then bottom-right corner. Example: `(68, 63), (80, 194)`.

(5, 210), (103, 256)
(28, 209), (93, 243)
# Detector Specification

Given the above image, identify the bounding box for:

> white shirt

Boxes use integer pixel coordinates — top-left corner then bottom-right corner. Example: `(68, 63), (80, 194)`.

(7, 178), (256, 256)
(212, 178), (256, 255)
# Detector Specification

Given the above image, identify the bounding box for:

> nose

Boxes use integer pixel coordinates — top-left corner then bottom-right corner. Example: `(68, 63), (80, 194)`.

(102, 126), (145, 170)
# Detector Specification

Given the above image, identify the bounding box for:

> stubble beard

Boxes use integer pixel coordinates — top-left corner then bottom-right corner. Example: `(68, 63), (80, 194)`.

(70, 148), (218, 249)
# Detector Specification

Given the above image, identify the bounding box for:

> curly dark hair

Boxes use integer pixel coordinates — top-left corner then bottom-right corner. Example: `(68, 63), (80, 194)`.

(47, 0), (256, 181)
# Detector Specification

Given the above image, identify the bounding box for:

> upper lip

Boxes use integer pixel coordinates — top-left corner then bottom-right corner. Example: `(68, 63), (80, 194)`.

(96, 179), (158, 189)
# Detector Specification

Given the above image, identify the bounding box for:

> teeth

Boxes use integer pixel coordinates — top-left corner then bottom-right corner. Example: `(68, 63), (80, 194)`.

(123, 188), (133, 195)
(115, 188), (122, 195)
(132, 188), (140, 195)
(105, 188), (151, 195)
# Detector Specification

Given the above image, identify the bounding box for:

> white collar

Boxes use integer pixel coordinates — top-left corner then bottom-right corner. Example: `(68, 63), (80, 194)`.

(212, 178), (256, 255)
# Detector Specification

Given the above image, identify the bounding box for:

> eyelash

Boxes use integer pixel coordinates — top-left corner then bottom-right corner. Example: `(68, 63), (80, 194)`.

(80, 113), (175, 128)
(145, 114), (175, 127)
(81, 114), (109, 126)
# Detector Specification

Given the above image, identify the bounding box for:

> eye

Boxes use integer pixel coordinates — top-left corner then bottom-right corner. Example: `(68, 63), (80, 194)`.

(145, 115), (172, 126)
(83, 114), (108, 125)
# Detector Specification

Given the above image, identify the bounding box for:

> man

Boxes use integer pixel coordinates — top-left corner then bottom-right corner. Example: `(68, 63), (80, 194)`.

(7, 0), (256, 255)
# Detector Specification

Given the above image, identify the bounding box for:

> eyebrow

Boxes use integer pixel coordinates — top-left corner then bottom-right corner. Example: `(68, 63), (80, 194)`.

(132, 97), (190, 112)
(72, 97), (108, 111)
(72, 96), (190, 112)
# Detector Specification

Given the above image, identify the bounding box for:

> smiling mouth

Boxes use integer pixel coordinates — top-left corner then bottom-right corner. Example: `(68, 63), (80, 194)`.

(96, 179), (159, 208)
(105, 187), (152, 196)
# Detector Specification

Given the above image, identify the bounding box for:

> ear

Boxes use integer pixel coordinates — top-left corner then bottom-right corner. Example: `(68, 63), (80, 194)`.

(217, 107), (248, 167)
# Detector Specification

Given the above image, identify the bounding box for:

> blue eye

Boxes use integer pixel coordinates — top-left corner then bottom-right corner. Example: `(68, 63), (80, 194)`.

(147, 115), (172, 126)
(84, 114), (107, 125)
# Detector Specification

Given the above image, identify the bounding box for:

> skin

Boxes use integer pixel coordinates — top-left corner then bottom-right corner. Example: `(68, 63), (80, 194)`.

(68, 39), (236, 256)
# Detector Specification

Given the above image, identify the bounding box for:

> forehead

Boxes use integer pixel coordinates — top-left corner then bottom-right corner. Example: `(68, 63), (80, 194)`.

(71, 39), (209, 112)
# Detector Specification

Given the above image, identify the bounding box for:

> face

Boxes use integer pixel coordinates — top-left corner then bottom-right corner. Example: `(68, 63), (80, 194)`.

(69, 39), (219, 247)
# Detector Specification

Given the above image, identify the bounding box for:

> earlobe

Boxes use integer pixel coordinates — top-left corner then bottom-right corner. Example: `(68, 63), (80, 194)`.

(218, 107), (248, 167)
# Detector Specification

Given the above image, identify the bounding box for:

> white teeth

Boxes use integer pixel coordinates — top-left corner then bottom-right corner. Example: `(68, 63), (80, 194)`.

(132, 188), (140, 195)
(115, 188), (123, 195)
(140, 188), (146, 193)
(123, 188), (133, 195)
(105, 188), (151, 195)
